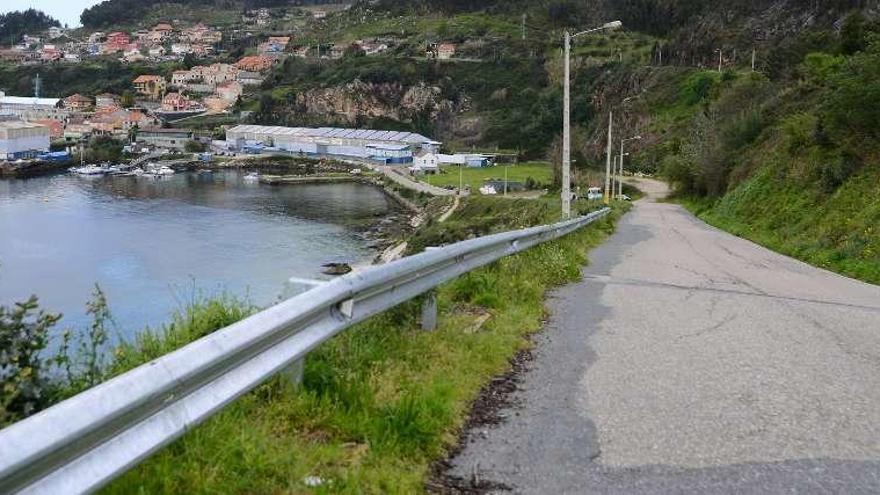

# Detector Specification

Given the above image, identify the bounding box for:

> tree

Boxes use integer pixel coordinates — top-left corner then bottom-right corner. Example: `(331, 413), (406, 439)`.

(120, 90), (135, 108)
(0, 9), (60, 45)
(840, 11), (867, 55)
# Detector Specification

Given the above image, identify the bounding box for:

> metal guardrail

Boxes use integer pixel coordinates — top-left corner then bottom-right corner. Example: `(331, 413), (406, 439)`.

(0, 207), (611, 494)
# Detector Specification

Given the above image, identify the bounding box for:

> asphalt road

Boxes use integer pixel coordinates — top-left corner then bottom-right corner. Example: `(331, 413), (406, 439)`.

(449, 178), (880, 493)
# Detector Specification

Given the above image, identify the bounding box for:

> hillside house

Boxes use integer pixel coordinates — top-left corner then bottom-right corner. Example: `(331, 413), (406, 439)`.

(235, 55), (273, 72)
(356, 40), (388, 56)
(259, 36), (290, 56)
(63, 94), (93, 110)
(133, 75), (166, 99)
(161, 92), (198, 112)
(437, 42), (456, 59)
(95, 93), (119, 109)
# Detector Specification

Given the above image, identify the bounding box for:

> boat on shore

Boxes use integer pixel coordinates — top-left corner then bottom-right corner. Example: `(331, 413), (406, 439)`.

(70, 164), (107, 175)
(243, 172), (260, 182)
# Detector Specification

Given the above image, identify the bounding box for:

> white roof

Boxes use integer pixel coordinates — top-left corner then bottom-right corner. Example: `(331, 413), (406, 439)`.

(227, 124), (437, 146)
(0, 120), (48, 130)
(0, 96), (60, 107)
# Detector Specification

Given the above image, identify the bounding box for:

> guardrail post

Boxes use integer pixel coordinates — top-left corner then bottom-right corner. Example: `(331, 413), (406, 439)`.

(282, 357), (305, 387)
(421, 290), (438, 331)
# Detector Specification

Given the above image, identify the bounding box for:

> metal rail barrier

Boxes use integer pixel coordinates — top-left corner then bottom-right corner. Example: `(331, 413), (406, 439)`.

(0, 207), (611, 494)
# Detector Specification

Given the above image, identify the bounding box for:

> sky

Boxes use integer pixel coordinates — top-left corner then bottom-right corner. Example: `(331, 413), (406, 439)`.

(2, 0), (104, 28)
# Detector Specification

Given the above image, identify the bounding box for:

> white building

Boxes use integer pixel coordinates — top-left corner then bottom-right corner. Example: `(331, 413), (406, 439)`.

(0, 121), (50, 160)
(0, 92), (66, 121)
(225, 125), (441, 163)
(411, 151), (439, 174)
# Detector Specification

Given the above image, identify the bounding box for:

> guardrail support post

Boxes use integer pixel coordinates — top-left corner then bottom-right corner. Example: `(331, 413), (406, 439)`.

(282, 357), (305, 387)
(421, 290), (438, 331)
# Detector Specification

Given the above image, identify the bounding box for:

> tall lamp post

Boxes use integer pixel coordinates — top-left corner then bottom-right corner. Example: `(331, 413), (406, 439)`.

(563, 20), (622, 217)
(619, 136), (641, 198)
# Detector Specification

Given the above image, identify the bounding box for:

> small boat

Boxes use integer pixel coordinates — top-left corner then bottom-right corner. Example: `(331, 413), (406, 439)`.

(243, 172), (260, 182)
(322, 262), (352, 276)
(130, 168), (145, 176)
(156, 166), (175, 176)
(70, 165), (106, 175)
(197, 169), (214, 175)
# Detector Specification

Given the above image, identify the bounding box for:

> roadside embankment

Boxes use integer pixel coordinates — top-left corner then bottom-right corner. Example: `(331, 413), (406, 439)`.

(94, 197), (628, 494)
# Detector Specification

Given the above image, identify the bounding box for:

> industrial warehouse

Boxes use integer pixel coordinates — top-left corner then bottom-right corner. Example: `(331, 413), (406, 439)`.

(223, 125), (442, 164)
(0, 121), (51, 160)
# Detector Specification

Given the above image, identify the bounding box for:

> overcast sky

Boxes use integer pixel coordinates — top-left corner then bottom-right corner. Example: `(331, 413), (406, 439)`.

(2, 0), (104, 28)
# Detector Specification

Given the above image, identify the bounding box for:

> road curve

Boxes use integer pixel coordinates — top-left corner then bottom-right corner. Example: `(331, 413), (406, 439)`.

(449, 178), (880, 493)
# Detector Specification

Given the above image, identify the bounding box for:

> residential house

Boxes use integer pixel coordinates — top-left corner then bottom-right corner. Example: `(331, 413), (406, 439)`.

(122, 49), (146, 63)
(148, 46), (166, 58)
(259, 36), (290, 56)
(161, 92), (199, 112)
(356, 40), (388, 56)
(40, 46), (62, 63)
(48, 27), (65, 39)
(437, 42), (456, 59)
(236, 71), (263, 86)
(87, 32), (105, 43)
(150, 23), (174, 43)
(413, 151), (439, 173)
(103, 32), (131, 53)
(171, 43), (193, 55)
(63, 94), (93, 111)
(234, 55), (273, 72)
(132, 75), (166, 99)
(95, 93), (119, 109)
(293, 46), (310, 58)
(312, 10), (327, 19)
(329, 43), (347, 59)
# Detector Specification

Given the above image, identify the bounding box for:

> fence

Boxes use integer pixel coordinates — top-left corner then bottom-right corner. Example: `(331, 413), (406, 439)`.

(0, 207), (611, 494)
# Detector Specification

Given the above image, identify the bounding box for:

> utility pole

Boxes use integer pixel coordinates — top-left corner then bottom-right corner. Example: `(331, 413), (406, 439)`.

(604, 110), (613, 204)
(563, 21), (622, 214)
(751, 48), (756, 71)
(563, 31), (572, 216)
(717, 48), (723, 73)
(522, 14), (526, 41)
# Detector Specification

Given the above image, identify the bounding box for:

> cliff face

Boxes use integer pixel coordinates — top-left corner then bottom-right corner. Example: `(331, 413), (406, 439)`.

(271, 79), (483, 143)
(293, 80), (454, 122)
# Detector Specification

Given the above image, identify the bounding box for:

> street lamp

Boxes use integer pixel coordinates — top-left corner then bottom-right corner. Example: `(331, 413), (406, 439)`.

(618, 135), (641, 198)
(563, 20), (622, 218)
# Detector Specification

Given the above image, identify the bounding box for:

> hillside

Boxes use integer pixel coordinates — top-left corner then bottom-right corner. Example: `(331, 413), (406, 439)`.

(0, 9), (60, 41)
(620, 11), (880, 284)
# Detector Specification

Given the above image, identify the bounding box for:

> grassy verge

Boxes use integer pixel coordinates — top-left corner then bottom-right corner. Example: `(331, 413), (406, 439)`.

(102, 198), (627, 493)
(678, 165), (880, 285)
(422, 162), (552, 192)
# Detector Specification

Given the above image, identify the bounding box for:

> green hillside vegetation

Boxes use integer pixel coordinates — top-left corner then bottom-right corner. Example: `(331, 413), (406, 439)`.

(651, 14), (880, 284)
(0, 9), (60, 42)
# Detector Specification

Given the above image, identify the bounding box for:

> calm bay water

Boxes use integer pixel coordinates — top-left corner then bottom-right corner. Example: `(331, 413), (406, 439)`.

(0, 171), (394, 341)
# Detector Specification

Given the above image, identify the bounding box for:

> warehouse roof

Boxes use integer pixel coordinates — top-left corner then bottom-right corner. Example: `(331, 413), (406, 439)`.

(0, 95), (61, 107)
(0, 121), (48, 131)
(227, 125), (438, 146)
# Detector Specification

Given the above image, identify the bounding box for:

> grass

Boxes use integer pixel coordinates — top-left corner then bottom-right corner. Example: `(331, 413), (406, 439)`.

(679, 161), (880, 285)
(422, 162), (553, 192)
(101, 197), (627, 494)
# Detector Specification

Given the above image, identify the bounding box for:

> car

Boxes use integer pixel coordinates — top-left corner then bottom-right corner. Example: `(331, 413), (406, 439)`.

(586, 187), (603, 201)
